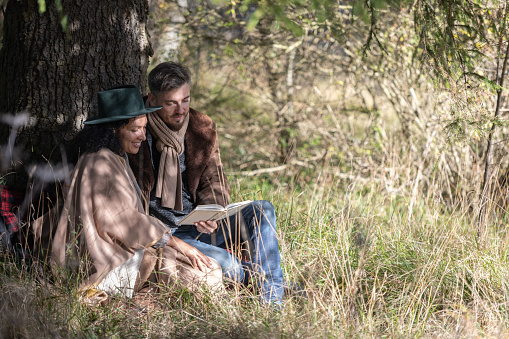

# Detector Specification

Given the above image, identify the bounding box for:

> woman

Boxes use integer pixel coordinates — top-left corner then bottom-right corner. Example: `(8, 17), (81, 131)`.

(33, 85), (223, 302)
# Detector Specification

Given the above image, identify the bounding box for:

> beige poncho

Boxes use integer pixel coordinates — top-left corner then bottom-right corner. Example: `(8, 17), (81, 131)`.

(33, 148), (222, 298)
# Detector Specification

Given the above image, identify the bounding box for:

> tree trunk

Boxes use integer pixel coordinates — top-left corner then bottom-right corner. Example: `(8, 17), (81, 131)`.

(0, 0), (153, 167)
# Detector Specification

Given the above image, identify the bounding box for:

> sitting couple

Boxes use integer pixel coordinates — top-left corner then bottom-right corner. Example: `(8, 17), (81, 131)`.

(34, 62), (284, 305)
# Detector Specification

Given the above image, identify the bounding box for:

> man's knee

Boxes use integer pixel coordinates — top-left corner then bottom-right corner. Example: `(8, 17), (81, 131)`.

(254, 200), (275, 213)
(250, 200), (277, 231)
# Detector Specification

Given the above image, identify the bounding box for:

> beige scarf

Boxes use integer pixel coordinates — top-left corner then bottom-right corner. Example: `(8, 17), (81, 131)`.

(147, 111), (189, 210)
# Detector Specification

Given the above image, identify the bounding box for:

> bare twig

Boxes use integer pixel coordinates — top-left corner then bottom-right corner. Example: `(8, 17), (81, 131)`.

(478, 39), (509, 241)
(408, 129), (437, 221)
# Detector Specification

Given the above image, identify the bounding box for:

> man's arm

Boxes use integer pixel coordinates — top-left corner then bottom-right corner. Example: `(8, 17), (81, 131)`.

(195, 134), (231, 207)
(193, 137), (228, 236)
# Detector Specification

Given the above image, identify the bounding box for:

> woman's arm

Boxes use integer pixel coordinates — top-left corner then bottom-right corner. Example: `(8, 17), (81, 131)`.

(166, 235), (214, 272)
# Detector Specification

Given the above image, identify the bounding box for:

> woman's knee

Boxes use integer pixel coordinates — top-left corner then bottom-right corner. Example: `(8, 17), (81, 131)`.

(207, 258), (224, 285)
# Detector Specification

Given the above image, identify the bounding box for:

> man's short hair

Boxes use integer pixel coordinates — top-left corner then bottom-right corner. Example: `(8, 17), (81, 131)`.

(148, 62), (192, 96)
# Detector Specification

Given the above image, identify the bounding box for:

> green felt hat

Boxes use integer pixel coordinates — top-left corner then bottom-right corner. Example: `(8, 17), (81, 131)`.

(84, 85), (162, 125)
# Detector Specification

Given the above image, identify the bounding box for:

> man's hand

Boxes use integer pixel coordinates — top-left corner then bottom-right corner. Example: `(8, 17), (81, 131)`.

(167, 236), (214, 272)
(194, 220), (218, 234)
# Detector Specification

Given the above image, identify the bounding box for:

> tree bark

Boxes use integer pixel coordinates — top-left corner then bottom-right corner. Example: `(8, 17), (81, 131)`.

(0, 0), (153, 166)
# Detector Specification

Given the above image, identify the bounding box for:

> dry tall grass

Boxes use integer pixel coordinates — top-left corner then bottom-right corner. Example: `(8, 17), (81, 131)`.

(3, 130), (509, 338)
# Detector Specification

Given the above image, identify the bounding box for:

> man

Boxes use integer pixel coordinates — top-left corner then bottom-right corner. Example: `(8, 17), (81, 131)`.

(129, 62), (284, 305)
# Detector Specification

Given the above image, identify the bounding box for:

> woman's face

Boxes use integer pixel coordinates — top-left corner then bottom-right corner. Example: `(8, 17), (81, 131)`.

(116, 115), (147, 154)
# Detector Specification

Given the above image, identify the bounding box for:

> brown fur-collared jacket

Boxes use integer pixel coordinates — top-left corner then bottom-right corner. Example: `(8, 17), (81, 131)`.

(128, 108), (230, 207)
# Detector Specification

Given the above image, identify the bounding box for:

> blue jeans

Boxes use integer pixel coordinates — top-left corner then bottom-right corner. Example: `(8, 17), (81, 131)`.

(173, 200), (284, 304)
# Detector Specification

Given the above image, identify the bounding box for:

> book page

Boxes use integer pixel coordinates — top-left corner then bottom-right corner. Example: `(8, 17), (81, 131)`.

(221, 200), (253, 219)
(177, 200), (253, 225)
(226, 200), (252, 209)
(194, 204), (224, 211)
(177, 210), (223, 225)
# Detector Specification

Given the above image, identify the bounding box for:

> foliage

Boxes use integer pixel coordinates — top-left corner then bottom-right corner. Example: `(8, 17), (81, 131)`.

(172, 0), (418, 167)
(216, 0), (505, 78)
(184, 0), (508, 143)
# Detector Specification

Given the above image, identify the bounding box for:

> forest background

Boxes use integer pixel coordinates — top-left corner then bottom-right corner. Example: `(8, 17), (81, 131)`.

(2, 0), (509, 337)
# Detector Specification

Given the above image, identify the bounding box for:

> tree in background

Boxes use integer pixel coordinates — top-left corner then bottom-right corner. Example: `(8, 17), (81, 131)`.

(0, 0), (154, 174)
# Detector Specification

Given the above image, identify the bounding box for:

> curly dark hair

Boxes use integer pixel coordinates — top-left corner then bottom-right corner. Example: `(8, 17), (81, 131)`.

(67, 119), (129, 164)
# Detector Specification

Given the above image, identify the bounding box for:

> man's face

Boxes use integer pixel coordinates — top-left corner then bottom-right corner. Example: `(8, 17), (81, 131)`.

(148, 83), (190, 131)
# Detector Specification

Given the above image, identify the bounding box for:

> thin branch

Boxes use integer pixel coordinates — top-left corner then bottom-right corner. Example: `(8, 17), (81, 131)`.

(478, 11), (509, 239)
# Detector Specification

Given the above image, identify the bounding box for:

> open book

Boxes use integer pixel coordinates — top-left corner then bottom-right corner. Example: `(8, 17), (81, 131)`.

(177, 200), (253, 225)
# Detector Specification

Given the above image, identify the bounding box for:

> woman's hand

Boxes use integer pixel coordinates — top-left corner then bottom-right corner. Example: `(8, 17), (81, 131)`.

(194, 220), (218, 234)
(167, 236), (214, 272)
